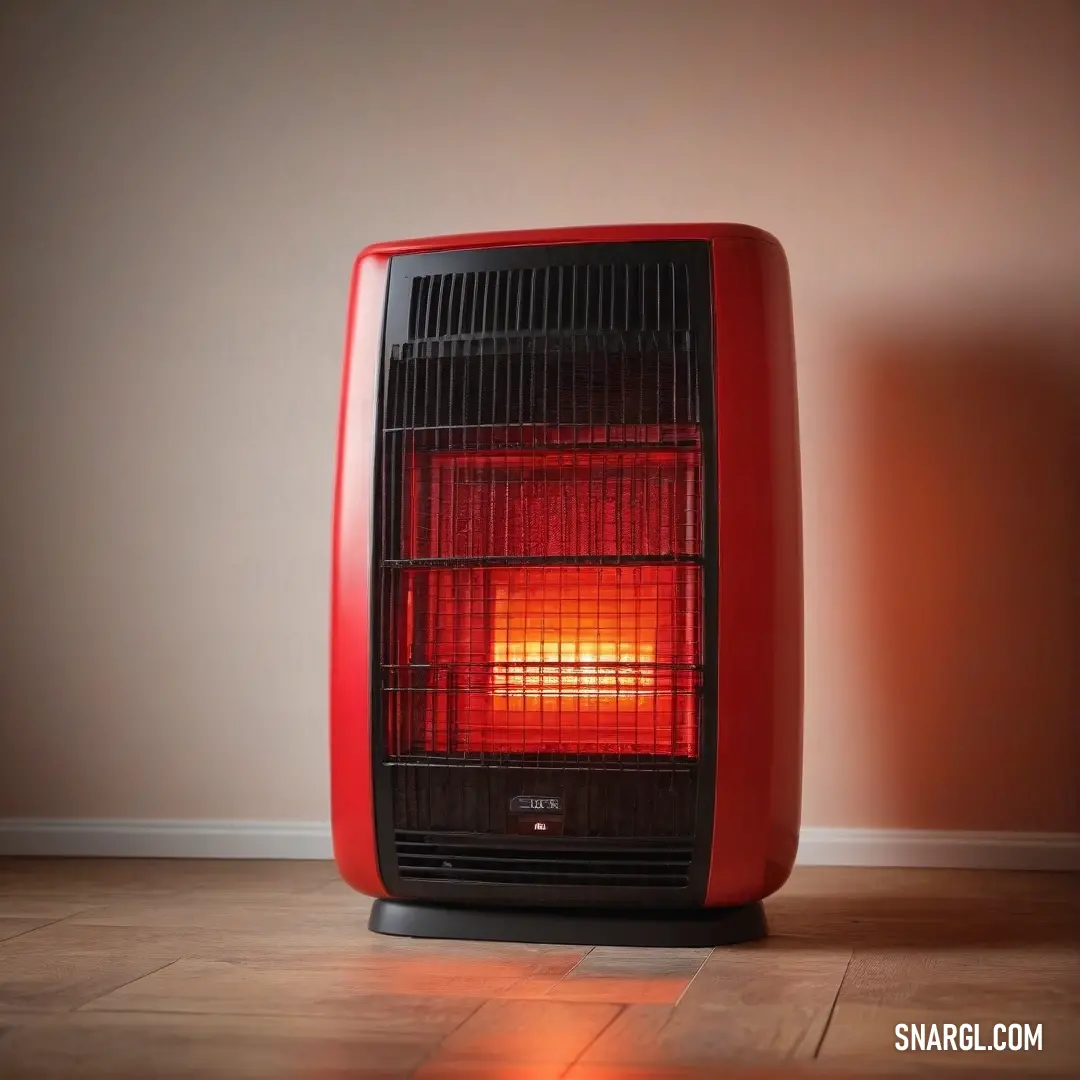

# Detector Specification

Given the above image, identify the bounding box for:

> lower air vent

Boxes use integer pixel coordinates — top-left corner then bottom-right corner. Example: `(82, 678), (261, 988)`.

(395, 831), (692, 888)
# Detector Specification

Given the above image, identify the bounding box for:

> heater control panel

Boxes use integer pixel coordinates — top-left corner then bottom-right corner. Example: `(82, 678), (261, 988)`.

(510, 795), (565, 836)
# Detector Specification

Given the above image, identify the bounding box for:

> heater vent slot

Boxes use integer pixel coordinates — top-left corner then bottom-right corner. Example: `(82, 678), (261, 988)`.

(408, 263), (691, 341)
(382, 332), (699, 436)
(395, 831), (692, 888)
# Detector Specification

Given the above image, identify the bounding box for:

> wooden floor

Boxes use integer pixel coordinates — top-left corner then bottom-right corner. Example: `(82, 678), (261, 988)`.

(0, 860), (1076, 1078)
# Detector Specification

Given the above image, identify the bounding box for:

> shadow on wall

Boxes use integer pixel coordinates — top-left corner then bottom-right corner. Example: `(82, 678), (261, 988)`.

(848, 322), (1080, 834)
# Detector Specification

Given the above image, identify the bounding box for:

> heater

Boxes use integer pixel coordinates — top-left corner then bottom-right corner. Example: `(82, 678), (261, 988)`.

(331, 224), (802, 946)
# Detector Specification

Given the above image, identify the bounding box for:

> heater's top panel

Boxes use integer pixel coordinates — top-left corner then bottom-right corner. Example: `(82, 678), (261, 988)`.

(358, 222), (779, 261)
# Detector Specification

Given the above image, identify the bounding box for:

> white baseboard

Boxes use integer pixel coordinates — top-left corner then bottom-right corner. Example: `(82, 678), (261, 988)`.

(0, 819), (334, 861)
(797, 827), (1079, 872)
(0, 820), (1076, 871)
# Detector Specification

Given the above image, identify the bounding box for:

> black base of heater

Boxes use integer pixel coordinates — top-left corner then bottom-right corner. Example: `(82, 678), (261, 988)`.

(368, 898), (767, 948)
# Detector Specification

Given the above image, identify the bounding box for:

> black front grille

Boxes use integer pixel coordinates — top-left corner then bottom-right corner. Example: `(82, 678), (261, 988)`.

(382, 331), (699, 436)
(396, 831), (692, 888)
(372, 241), (718, 906)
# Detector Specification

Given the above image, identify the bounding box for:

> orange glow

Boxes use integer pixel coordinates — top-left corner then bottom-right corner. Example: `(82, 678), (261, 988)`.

(412, 565), (699, 757)
(489, 575), (658, 706)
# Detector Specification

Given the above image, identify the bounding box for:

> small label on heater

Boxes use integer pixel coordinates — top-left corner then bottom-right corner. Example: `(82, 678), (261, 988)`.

(510, 795), (561, 814)
(516, 817), (564, 836)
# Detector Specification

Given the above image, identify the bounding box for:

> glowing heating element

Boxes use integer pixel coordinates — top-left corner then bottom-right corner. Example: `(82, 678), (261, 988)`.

(489, 577), (657, 701)
(470, 565), (698, 756)
(393, 443), (703, 759)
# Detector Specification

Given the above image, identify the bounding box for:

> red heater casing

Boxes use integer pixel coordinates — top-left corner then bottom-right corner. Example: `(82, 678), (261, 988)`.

(332, 224), (801, 919)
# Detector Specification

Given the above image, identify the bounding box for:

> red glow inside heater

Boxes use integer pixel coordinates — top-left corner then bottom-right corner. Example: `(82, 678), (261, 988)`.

(489, 572), (658, 700)
(484, 565), (697, 755)
(389, 426), (702, 759)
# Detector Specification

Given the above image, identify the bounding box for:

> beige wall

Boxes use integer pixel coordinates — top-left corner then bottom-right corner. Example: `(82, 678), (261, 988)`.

(0, 0), (1077, 830)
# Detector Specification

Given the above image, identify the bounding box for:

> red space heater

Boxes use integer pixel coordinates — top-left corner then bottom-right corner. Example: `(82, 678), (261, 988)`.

(331, 224), (802, 946)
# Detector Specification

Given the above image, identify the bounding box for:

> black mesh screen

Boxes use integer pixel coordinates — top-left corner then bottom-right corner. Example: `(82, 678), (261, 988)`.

(372, 244), (715, 898)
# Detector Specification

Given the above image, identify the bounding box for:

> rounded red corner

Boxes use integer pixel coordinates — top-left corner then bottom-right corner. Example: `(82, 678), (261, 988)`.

(704, 236), (804, 907)
(330, 250), (390, 899)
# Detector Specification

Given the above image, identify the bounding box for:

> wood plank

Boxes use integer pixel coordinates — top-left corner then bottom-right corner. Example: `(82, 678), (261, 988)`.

(765, 868), (1080, 950)
(64, 897), (379, 946)
(0, 857), (335, 902)
(431, 999), (621, 1065)
(541, 946), (711, 1003)
(0, 1011), (428, 1079)
(675, 943), (853, 1008)
(0, 948), (181, 1012)
(0, 917), (62, 944)
(567, 1066), (829, 1080)
(577, 1001), (830, 1067)
(3, 919), (585, 994)
(81, 957), (486, 1030)
(836, 947), (1080, 1008)
(0, 896), (97, 920)
(577, 946), (850, 1067)
(413, 1061), (568, 1079)
(776, 867), (1080, 902)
